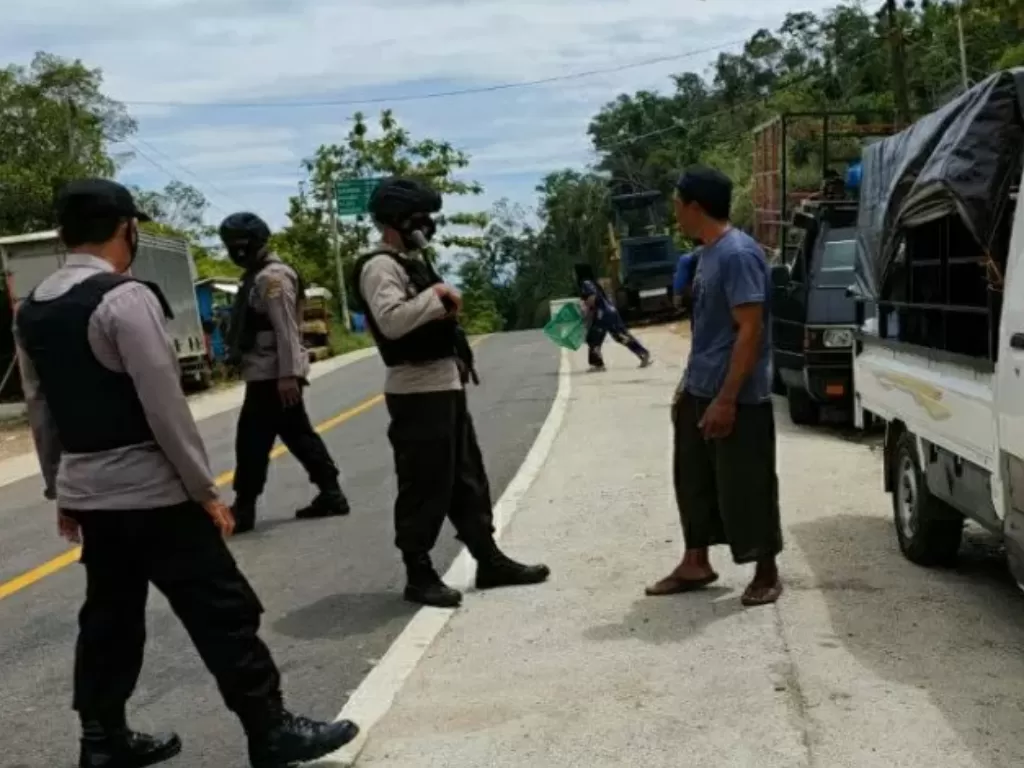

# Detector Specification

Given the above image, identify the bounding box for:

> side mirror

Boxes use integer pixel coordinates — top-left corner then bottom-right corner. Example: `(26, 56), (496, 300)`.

(771, 264), (791, 289)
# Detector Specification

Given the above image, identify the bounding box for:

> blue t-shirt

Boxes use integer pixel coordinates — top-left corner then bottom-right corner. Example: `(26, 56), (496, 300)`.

(683, 229), (772, 404)
(673, 252), (696, 294)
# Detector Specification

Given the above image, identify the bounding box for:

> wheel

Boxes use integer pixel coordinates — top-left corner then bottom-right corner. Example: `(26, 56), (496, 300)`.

(786, 386), (820, 425)
(771, 359), (786, 395)
(891, 431), (964, 566)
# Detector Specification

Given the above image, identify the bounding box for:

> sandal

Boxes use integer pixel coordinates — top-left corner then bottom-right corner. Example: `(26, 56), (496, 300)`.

(645, 571), (719, 596)
(741, 581), (783, 607)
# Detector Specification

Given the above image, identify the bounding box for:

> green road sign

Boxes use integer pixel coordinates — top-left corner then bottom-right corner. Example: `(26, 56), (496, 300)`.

(335, 177), (381, 216)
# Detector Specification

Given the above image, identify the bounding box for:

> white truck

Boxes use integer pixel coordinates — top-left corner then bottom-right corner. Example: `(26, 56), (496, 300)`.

(0, 229), (211, 389)
(851, 68), (1024, 588)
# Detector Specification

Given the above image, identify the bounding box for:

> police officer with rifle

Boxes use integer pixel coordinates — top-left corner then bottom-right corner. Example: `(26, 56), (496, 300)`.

(220, 212), (350, 533)
(14, 179), (357, 768)
(351, 177), (550, 609)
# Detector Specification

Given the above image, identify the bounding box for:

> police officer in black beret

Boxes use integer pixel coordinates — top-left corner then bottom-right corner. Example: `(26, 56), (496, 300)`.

(220, 212), (350, 533)
(14, 179), (358, 768)
(351, 177), (550, 609)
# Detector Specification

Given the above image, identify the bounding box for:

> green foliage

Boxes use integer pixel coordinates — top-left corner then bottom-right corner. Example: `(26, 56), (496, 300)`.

(0, 52), (136, 235)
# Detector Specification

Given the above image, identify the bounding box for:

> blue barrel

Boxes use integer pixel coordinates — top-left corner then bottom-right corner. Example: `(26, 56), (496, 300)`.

(350, 311), (367, 333)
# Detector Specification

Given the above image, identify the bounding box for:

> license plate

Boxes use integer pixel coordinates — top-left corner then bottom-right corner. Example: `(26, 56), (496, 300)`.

(639, 287), (667, 299)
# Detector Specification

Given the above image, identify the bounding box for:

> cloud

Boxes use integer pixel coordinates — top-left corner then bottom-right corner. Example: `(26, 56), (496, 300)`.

(1, 0), (842, 229)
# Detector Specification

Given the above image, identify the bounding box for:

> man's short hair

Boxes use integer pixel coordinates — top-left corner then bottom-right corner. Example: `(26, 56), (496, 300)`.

(676, 166), (733, 221)
(60, 216), (123, 249)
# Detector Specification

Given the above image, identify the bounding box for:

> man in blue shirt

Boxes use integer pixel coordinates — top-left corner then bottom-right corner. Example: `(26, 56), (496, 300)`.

(646, 166), (783, 607)
(580, 279), (652, 370)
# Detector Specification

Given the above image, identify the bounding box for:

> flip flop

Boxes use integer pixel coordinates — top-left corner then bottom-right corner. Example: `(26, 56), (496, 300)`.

(644, 572), (719, 596)
(741, 581), (783, 607)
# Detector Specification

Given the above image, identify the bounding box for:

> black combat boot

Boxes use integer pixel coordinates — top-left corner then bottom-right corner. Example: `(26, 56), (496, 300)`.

(473, 541), (551, 590)
(246, 704), (358, 768)
(402, 553), (462, 608)
(232, 498), (258, 534)
(79, 718), (182, 768)
(295, 485), (350, 520)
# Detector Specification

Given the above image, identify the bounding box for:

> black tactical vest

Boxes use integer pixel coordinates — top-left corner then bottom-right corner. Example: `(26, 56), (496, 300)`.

(16, 273), (172, 454)
(351, 250), (458, 367)
(232, 260), (307, 355)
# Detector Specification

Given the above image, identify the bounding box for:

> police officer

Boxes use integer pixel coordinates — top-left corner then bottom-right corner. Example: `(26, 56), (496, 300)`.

(220, 212), (349, 533)
(351, 177), (550, 609)
(14, 179), (358, 768)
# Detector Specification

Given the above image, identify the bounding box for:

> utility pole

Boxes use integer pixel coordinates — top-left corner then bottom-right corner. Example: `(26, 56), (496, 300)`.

(328, 174), (351, 332)
(955, 0), (970, 92)
(884, 0), (912, 128)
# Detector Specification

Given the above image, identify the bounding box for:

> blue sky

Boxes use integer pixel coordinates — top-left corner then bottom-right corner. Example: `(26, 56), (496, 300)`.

(5, 0), (840, 229)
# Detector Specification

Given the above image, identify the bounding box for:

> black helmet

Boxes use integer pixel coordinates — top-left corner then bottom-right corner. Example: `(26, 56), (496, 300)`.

(368, 177), (442, 250)
(219, 212), (271, 268)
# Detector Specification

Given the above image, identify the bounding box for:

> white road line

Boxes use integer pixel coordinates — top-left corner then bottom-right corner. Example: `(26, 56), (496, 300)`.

(314, 347), (572, 767)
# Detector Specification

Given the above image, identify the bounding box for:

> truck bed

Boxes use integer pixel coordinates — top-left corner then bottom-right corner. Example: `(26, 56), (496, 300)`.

(855, 335), (996, 471)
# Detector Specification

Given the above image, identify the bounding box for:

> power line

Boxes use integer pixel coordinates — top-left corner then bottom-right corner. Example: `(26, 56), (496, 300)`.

(117, 39), (749, 109)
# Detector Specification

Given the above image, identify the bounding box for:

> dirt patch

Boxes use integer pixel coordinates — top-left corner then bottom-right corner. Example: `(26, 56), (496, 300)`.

(0, 419), (33, 462)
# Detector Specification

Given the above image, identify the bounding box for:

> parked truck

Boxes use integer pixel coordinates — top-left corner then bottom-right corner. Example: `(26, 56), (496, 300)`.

(604, 189), (680, 320)
(753, 111), (899, 424)
(0, 229), (212, 390)
(850, 69), (1024, 588)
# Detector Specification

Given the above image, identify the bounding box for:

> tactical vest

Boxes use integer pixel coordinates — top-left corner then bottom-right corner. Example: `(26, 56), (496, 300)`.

(16, 273), (172, 454)
(351, 250), (458, 367)
(235, 261), (306, 354)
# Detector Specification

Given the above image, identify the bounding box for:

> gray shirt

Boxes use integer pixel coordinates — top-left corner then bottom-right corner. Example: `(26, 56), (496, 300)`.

(683, 228), (772, 404)
(14, 253), (218, 510)
(359, 246), (462, 395)
(240, 256), (310, 383)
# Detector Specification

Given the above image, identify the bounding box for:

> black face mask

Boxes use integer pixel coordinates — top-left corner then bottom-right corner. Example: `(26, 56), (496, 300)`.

(225, 240), (263, 269)
(398, 213), (437, 251)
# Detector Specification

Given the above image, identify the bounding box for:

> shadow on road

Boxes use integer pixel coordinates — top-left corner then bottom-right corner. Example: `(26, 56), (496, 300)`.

(791, 513), (1024, 768)
(583, 587), (741, 646)
(273, 592), (416, 641)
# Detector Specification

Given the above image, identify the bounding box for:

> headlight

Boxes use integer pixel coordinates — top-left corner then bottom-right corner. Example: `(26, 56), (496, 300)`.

(822, 328), (854, 348)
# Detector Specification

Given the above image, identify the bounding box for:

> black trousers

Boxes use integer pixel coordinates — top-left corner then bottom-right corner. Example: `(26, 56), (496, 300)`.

(384, 390), (495, 558)
(673, 392), (784, 565)
(234, 380), (340, 501)
(66, 503), (282, 728)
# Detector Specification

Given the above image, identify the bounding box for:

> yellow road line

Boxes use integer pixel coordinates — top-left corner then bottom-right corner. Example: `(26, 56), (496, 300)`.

(0, 337), (487, 603)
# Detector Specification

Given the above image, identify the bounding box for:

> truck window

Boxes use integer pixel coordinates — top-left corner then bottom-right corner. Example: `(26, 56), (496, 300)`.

(812, 238), (857, 287)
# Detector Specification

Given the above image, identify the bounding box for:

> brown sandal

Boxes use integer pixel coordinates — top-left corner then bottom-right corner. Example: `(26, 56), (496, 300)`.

(741, 581), (783, 607)
(645, 572), (719, 596)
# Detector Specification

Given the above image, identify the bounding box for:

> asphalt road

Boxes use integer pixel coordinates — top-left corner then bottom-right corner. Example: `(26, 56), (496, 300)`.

(0, 330), (560, 768)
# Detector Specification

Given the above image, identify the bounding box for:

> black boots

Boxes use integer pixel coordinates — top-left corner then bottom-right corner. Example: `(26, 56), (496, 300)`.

(232, 498), (257, 534)
(247, 708), (359, 768)
(403, 553), (462, 608)
(474, 545), (551, 590)
(295, 486), (350, 520)
(79, 720), (182, 768)
(402, 545), (551, 608)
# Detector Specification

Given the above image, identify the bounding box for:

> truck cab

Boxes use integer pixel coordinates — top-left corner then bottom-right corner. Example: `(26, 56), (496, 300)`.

(771, 200), (859, 424)
(607, 190), (678, 319)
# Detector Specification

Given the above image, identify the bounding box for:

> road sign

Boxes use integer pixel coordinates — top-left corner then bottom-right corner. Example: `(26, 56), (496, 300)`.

(334, 177), (381, 217)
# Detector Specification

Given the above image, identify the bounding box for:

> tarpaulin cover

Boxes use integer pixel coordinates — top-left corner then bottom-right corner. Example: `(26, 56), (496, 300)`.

(853, 68), (1024, 300)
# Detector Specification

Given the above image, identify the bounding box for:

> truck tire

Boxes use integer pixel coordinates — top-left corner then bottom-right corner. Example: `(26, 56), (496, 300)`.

(771, 359), (785, 395)
(786, 386), (819, 425)
(891, 431), (963, 567)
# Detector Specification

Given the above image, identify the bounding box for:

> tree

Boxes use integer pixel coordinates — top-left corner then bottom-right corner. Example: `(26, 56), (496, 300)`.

(277, 110), (487, 308)
(0, 52), (136, 235)
(135, 180), (240, 280)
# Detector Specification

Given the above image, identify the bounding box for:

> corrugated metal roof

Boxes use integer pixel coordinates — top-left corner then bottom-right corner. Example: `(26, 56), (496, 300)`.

(0, 230), (59, 246)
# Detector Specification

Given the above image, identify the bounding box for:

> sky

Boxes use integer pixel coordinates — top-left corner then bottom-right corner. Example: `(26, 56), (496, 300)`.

(5, 0), (843, 230)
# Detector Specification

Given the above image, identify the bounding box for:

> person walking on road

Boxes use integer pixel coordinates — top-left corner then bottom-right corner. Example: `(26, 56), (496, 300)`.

(14, 179), (358, 768)
(352, 176), (550, 609)
(646, 166), (784, 607)
(579, 279), (652, 371)
(220, 212), (350, 534)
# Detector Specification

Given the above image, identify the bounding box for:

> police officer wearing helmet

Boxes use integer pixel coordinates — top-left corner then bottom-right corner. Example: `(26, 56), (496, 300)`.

(352, 176), (550, 609)
(14, 179), (358, 768)
(220, 212), (350, 533)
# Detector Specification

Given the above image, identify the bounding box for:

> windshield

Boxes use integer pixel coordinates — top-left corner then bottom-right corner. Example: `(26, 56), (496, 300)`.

(813, 237), (857, 287)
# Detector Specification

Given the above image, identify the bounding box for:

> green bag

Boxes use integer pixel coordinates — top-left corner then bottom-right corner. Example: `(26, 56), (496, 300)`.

(543, 301), (587, 351)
